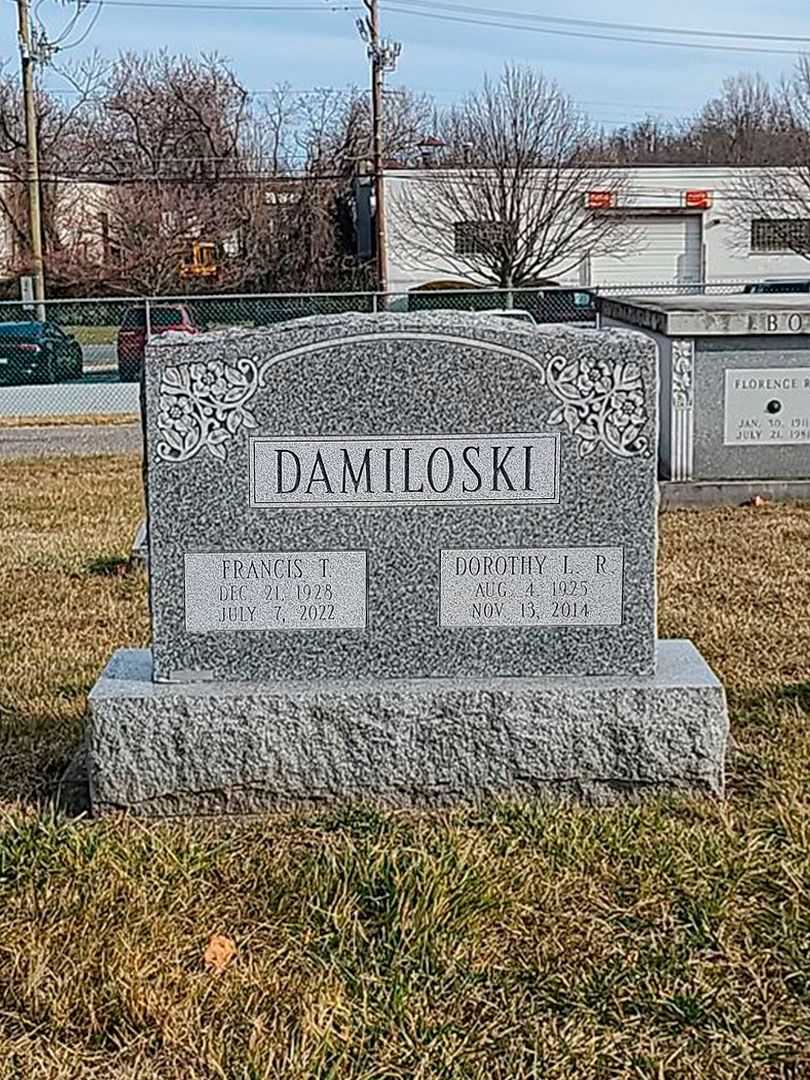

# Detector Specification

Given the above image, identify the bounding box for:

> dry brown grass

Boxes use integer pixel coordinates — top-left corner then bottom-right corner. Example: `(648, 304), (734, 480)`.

(0, 455), (809, 1079)
(0, 413), (138, 429)
(0, 454), (148, 803)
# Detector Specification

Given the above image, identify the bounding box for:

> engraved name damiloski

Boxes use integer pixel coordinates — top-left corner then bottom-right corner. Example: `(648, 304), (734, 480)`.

(250, 434), (560, 507)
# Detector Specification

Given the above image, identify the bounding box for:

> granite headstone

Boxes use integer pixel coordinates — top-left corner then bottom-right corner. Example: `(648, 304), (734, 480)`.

(144, 313), (657, 682)
(87, 312), (729, 814)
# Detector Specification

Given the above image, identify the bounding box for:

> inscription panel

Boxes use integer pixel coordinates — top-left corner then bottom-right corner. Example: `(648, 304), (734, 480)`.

(724, 367), (810, 446)
(184, 551), (367, 632)
(250, 433), (560, 508)
(746, 312), (810, 335)
(440, 547), (624, 628)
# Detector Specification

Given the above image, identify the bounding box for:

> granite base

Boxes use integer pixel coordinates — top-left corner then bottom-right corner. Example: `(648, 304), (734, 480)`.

(86, 641), (728, 816)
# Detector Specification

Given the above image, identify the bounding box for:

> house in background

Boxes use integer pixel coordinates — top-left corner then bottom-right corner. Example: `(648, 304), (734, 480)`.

(0, 171), (112, 294)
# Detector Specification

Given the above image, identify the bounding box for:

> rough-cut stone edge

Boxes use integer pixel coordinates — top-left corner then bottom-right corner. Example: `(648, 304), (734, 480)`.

(86, 641), (728, 817)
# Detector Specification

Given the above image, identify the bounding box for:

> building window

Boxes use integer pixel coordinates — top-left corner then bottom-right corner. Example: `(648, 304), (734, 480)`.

(454, 221), (510, 255)
(751, 218), (810, 253)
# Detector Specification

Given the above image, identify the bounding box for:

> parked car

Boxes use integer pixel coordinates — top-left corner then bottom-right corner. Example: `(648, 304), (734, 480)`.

(743, 279), (810, 294)
(117, 304), (200, 381)
(535, 288), (596, 323)
(0, 320), (83, 385)
(485, 308), (537, 324)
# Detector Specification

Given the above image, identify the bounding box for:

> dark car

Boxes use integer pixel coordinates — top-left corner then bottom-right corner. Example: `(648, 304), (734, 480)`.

(535, 288), (597, 323)
(484, 308), (537, 324)
(117, 304), (200, 381)
(0, 321), (83, 385)
(743, 280), (810, 294)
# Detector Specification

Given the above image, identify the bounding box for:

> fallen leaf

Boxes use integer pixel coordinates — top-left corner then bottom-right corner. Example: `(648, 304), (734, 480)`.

(203, 934), (237, 973)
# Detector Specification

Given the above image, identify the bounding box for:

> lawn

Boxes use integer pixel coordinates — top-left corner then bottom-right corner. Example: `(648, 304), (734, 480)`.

(0, 414), (139, 429)
(0, 454), (809, 1079)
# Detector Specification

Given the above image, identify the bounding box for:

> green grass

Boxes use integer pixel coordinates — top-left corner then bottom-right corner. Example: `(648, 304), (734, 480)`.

(0, 455), (809, 1078)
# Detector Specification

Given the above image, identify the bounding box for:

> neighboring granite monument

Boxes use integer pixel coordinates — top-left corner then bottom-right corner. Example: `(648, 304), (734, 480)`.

(87, 312), (728, 814)
(600, 293), (810, 504)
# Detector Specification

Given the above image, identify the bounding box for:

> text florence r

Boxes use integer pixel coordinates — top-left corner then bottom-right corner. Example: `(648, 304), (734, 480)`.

(272, 443), (545, 497)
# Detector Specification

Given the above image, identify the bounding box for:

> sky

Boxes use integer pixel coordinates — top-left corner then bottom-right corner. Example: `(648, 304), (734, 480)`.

(2, 0), (809, 130)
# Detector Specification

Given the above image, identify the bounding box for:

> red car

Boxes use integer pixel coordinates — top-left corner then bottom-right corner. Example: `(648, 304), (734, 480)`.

(117, 304), (200, 381)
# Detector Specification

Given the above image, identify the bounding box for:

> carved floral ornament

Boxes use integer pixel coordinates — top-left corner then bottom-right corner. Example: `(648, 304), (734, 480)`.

(671, 339), (695, 410)
(543, 351), (651, 459)
(156, 349), (651, 463)
(157, 358), (260, 462)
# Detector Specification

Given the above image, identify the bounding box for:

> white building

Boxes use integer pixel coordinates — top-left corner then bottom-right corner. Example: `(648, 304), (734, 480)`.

(0, 168), (111, 288)
(378, 166), (810, 295)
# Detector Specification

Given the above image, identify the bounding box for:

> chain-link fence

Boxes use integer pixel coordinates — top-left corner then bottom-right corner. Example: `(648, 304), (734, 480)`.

(0, 282), (751, 426)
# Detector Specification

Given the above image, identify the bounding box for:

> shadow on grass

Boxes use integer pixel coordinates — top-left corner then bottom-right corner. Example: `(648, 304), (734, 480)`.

(52, 743), (91, 818)
(726, 681), (810, 800)
(0, 731), (89, 818)
(85, 554), (133, 577)
(730, 681), (810, 723)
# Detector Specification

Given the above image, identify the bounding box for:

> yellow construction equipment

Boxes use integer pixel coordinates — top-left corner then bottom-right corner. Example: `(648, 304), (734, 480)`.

(180, 241), (218, 279)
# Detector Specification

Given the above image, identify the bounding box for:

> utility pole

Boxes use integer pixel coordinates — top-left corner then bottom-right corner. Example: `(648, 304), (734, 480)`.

(17, 0), (46, 319)
(358, 1), (400, 298)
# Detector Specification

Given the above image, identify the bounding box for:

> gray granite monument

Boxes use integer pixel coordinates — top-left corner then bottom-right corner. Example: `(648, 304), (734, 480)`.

(87, 312), (728, 814)
(601, 294), (810, 504)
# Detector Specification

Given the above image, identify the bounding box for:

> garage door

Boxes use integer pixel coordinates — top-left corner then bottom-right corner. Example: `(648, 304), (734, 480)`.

(589, 215), (703, 287)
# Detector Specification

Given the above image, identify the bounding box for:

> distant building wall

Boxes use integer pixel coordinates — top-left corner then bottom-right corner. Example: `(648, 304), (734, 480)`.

(383, 166), (810, 295)
(0, 171), (112, 285)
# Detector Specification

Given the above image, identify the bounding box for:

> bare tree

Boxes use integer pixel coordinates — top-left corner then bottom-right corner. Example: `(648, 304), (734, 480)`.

(390, 65), (633, 292)
(597, 72), (805, 168)
(233, 85), (433, 293)
(251, 84), (301, 176)
(88, 72), (378, 294)
(224, 87), (372, 294)
(0, 54), (104, 291)
(84, 51), (254, 294)
(726, 60), (810, 260)
(690, 73), (802, 166)
(593, 115), (694, 166)
(335, 87), (437, 170)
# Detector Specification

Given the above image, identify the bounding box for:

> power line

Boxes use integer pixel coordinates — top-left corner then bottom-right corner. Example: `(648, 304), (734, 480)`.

(381, 3), (803, 56)
(73, 0), (360, 8)
(388, 0), (810, 46)
(36, 85), (692, 110)
(55, 1), (104, 50)
(28, 84), (744, 121)
(0, 170), (349, 183)
(39, 85), (370, 97)
(2, 168), (809, 201)
(23, 0), (807, 45)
